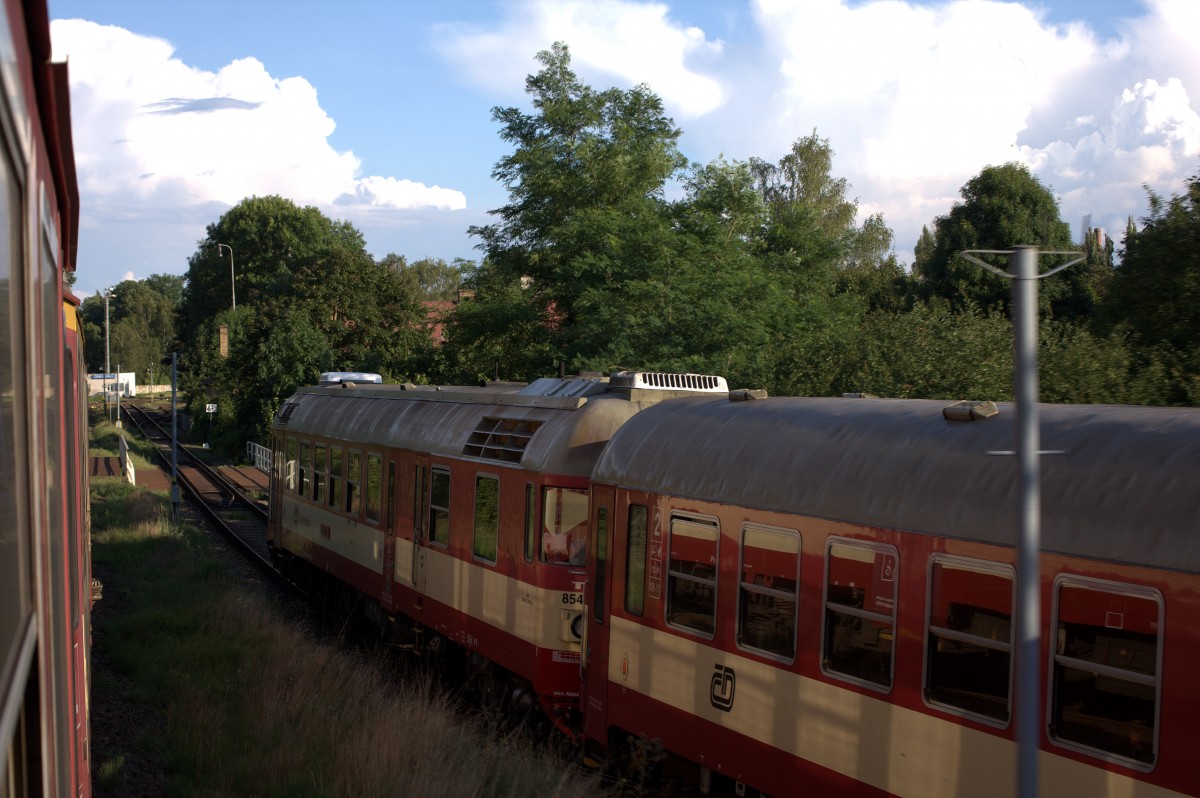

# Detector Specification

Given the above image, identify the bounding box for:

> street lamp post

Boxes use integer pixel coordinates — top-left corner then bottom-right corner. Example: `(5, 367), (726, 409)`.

(103, 288), (112, 420)
(217, 243), (236, 310)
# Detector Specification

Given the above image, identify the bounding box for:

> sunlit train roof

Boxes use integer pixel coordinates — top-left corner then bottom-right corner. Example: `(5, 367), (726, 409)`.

(274, 374), (724, 477)
(593, 396), (1200, 574)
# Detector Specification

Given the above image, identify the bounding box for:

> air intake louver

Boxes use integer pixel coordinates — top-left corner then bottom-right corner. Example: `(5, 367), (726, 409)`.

(463, 417), (543, 462)
(276, 400), (299, 427)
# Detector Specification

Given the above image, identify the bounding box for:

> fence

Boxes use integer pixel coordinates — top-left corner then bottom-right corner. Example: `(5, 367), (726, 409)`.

(247, 441), (272, 474)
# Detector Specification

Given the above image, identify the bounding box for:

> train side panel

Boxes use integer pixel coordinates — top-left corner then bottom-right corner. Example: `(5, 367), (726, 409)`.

(0, 1), (88, 796)
(586, 396), (1200, 797)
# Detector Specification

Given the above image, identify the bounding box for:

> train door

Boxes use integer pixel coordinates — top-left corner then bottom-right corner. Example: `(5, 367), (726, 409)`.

(412, 457), (430, 594)
(380, 455), (398, 608)
(583, 485), (614, 744)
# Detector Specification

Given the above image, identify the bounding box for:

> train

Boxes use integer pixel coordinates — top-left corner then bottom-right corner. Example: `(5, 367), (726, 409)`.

(267, 370), (1199, 796)
(0, 1), (92, 797)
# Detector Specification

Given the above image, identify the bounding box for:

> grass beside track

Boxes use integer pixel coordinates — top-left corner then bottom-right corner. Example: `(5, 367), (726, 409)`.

(89, 423), (607, 797)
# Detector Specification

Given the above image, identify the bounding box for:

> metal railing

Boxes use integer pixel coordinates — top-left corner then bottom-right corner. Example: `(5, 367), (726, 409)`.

(118, 434), (136, 486)
(246, 441), (272, 473)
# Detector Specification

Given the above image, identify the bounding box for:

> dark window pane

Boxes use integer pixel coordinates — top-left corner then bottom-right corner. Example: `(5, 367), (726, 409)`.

(429, 469), (450, 545)
(1051, 582), (1159, 764)
(625, 505), (648, 616)
(473, 476), (498, 562)
(667, 518), (718, 636)
(738, 527), (799, 659)
(927, 634), (1011, 721)
(824, 609), (893, 687)
(366, 453), (381, 522)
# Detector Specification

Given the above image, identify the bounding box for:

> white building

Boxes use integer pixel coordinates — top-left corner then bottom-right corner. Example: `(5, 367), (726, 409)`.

(87, 372), (137, 398)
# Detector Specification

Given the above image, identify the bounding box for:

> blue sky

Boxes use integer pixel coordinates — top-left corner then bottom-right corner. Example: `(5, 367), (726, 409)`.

(51, 0), (1200, 300)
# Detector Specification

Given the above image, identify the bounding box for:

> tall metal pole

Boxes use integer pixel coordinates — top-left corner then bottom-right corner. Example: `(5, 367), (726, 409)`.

(218, 243), (236, 310)
(104, 289), (111, 420)
(959, 246), (1081, 798)
(115, 362), (122, 429)
(170, 352), (179, 523)
(1012, 246), (1041, 798)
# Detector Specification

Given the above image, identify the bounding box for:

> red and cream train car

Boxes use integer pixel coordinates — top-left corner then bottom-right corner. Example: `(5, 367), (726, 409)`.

(583, 395), (1199, 797)
(1, 0), (90, 795)
(267, 372), (727, 729)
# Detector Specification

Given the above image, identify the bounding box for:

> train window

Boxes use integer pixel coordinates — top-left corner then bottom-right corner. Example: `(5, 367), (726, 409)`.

(924, 558), (1013, 724)
(429, 468), (450, 546)
(366, 453), (382, 523)
(384, 461), (395, 531)
(346, 450), (361, 515)
(624, 504), (648, 616)
(666, 516), (719, 638)
(473, 475), (499, 563)
(541, 487), (588, 566)
(822, 539), (898, 690)
(313, 444), (326, 503)
(523, 484), (536, 562)
(329, 446), (344, 510)
(285, 437), (298, 492)
(737, 525), (800, 661)
(592, 506), (609, 624)
(1050, 577), (1161, 768)
(299, 440), (311, 499)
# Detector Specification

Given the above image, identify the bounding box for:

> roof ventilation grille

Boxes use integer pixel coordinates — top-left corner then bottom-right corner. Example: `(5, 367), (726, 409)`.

(610, 371), (728, 393)
(463, 416), (544, 462)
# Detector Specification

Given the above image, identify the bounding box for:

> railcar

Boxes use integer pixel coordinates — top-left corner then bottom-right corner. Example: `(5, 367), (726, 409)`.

(0, 1), (90, 796)
(267, 371), (726, 731)
(583, 394), (1200, 796)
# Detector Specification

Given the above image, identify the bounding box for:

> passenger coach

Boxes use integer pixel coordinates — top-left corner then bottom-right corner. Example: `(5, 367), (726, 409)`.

(582, 394), (1200, 797)
(267, 371), (727, 731)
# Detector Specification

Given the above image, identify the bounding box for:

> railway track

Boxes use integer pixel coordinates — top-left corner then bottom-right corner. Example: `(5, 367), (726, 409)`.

(121, 402), (275, 573)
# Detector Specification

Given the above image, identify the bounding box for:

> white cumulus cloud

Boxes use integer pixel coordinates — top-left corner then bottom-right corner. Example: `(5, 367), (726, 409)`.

(52, 17), (466, 278)
(433, 0), (725, 118)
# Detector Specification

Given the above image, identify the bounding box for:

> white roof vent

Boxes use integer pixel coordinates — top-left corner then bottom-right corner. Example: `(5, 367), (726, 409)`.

(610, 371), (728, 393)
(319, 372), (383, 385)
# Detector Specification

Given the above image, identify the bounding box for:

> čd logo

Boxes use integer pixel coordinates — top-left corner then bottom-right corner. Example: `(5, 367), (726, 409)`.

(710, 664), (736, 712)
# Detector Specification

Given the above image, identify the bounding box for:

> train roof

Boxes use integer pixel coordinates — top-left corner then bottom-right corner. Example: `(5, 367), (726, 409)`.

(274, 373), (727, 477)
(592, 396), (1200, 574)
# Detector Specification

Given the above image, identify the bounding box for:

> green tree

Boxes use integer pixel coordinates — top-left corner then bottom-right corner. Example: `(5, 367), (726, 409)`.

(181, 196), (430, 450)
(917, 163), (1088, 319)
(1101, 172), (1200, 403)
(464, 42), (686, 376)
(381, 254), (468, 302)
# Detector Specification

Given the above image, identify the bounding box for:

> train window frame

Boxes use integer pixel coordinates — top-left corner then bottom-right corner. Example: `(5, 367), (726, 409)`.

(735, 524), (800, 664)
(329, 445), (344, 511)
(429, 467), (450, 547)
(285, 436), (298, 493)
(665, 514), (720, 640)
(921, 555), (1014, 728)
(820, 537), (899, 693)
(523, 483), (536, 563)
(540, 486), (588, 566)
(624, 504), (648, 616)
(472, 473), (500, 564)
(365, 452), (382, 524)
(313, 443), (326, 504)
(346, 449), (362, 516)
(1047, 574), (1162, 771)
(592, 505), (609, 624)
(299, 440), (311, 499)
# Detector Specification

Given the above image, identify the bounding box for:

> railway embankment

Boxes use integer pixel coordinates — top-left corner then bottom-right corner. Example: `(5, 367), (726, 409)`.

(88, 417), (606, 798)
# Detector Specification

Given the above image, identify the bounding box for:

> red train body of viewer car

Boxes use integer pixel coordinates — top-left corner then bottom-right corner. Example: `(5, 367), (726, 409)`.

(269, 370), (1200, 797)
(0, 1), (91, 796)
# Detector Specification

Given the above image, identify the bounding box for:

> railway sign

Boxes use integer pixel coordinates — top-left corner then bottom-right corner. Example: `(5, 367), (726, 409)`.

(205, 403), (217, 413)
